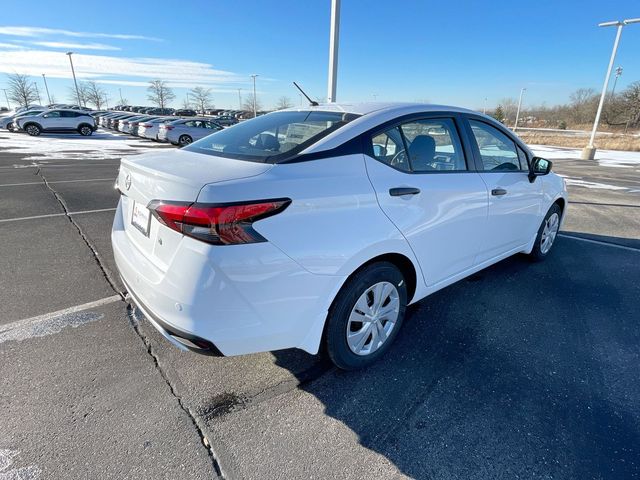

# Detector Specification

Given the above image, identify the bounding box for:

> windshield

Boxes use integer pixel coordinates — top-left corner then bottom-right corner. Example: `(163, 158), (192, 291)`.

(184, 110), (359, 163)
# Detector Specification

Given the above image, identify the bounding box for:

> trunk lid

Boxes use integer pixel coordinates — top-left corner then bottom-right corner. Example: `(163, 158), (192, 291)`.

(116, 149), (273, 269)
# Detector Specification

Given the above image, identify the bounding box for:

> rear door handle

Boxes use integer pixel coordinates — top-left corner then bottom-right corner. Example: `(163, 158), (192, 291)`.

(491, 188), (507, 196)
(389, 187), (420, 196)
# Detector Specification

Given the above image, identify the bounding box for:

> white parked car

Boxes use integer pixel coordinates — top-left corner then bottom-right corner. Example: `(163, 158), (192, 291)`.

(112, 103), (567, 369)
(16, 109), (96, 136)
(137, 117), (172, 140)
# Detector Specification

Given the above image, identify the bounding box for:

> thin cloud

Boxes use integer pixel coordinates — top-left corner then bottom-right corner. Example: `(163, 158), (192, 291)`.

(0, 42), (23, 49)
(0, 26), (161, 42)
(0, 50), (247, 89)
(30, 41), (121, 51)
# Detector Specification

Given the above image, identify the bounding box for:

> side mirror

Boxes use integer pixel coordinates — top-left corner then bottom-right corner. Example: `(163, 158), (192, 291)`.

(529, 156), (552, 183)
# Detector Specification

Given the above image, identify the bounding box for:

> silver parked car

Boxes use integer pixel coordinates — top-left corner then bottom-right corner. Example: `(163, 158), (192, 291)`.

(157, 118), (222, 146)
(137, 117), (173, 140)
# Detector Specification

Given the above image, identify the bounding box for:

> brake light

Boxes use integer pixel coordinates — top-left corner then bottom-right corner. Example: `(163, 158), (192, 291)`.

(142, 123), (152, 127)
(147, 199), (291, 245)
(164, 125), (174, 130)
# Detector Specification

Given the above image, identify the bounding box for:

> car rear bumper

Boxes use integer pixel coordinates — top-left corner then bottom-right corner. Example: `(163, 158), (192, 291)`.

(111, 197), (344, 356)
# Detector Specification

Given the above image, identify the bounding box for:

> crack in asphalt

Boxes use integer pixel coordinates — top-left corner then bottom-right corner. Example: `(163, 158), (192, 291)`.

(36, 169), (125, 300)
(38, 171), (225, 478)
(127, 307), (225, 479)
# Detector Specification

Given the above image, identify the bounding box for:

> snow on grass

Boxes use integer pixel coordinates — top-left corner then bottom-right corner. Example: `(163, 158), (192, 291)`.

(530, 145), (640, 169)
(0, 130), (167, 161)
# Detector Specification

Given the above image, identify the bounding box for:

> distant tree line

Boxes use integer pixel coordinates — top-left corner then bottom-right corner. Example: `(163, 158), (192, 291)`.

(491, 82), (640, 131)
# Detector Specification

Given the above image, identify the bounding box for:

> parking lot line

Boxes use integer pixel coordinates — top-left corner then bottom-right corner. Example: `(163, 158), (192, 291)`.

(0, 178), (115, 188)
(0, 208), (116, 224)
(558, 233), (640, 252)
(0, 295), (122, 344)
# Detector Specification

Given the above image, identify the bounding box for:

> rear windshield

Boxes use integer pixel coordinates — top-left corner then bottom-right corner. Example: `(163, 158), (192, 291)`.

(184, 110), (359, 163)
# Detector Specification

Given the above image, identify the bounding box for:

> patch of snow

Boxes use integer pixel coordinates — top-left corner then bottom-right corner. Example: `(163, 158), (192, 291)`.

(0, 130), (167, 163)
(530, 145), (640, 169)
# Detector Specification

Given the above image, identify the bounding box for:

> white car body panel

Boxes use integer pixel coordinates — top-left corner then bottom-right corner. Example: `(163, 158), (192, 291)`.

(112, 102), (568, 358)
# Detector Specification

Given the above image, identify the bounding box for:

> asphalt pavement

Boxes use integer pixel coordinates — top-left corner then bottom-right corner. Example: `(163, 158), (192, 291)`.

(0, 131), (638, 479)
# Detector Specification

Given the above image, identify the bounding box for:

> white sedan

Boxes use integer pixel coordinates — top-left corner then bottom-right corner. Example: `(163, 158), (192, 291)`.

(112, 103), (567, 369)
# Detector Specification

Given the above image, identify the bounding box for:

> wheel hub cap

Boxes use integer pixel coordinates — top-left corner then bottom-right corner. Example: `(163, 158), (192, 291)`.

(347, 281), (400, 356)
(540, 212), (559, 254)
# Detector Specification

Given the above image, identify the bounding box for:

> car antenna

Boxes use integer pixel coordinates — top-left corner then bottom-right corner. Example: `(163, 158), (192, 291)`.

(293, 82), (319, 106)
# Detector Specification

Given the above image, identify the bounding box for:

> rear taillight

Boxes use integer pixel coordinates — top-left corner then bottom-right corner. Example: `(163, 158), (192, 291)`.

(147, 199), (291, 245)
(142, 123), (152, 127)
(165, 125), (174, 130)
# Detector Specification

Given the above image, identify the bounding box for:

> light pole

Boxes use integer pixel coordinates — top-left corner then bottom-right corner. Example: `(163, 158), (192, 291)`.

(119, 88), (124, 104)
(42, 74), (52, 105)
(327, 0), (341, 102)
(2, 88), (9, 109)
(66, 52), (82, 107)
(513, 88), (526, 131)
(250, 74), (258, 117)
(611, 66), (623, 96)
(237, 88), (242, 109)
(483, 97), (487, 114)
(582, 18), (640, 160)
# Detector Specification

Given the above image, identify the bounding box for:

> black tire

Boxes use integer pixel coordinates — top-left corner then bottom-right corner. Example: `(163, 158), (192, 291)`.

(529, 203), (562, 262)
(325, 262), (407, 370)
(178, 134), (192, 146)
(24, 123), (41, 136)
(78, 124), (93, 136)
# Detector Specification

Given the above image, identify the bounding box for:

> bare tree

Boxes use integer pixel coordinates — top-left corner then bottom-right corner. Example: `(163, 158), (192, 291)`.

(242, 93), (262, 114)
(147, 80), (175, 109)
(67, 82), (91, 106)
(6, 73), (39, 107)
(182, 98), (191, 109)
(568, 88), (598, 125)
(276, 96), (293, 110)
(499, 97), (518, 125)
(190, 86), (213, 113)
(84, 81), (108, 109)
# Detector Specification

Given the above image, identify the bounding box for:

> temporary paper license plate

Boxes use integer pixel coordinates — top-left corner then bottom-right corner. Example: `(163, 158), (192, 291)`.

(131, 201), (151, 236)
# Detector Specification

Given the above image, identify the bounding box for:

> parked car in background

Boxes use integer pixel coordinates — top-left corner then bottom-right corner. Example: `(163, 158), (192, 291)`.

(137, 117), (172, 140)
(157, 118), (222, 146)
(1, 109), (49, 130)
(113, 102), (567, 369)
(146, 107), (175, 115)
(213, 115), (239, 126)
(15, 109), (96, 136)
(174, 109), (197, 117)
(120, 115), (157, 134)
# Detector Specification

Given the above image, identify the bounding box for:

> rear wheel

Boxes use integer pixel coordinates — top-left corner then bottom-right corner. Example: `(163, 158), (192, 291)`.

(529, 203), (561, 261)
(325, 262), (407, 370)
(25, 124), (41, 136)
(78, 125), (93, 136)
(178, 134), (192, 146)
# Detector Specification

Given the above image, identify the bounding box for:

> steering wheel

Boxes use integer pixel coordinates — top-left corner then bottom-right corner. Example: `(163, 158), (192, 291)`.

(390, 149), (408, 168)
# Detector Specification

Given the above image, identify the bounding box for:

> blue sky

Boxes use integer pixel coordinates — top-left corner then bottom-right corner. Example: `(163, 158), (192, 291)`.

(1, 0), (639, 110)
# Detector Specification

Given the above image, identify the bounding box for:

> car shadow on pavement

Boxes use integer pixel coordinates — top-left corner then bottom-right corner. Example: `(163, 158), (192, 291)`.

(271, 239), (640, 478)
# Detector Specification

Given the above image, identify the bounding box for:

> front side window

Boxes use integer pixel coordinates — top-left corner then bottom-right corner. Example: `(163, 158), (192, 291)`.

(371, 127), (409, 171)
(469, 120), (522, 171)
(184, 111), (359, 163)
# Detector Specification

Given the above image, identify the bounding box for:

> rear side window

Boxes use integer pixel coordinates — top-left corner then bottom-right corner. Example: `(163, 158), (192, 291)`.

(469, 120), (522, 171)
(370, 118), (466, 173)
(185, 111), (359, 163)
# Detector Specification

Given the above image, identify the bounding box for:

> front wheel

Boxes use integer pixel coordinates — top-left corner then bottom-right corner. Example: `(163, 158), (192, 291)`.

(529, 203), (562, 261)
(178, 134), (192, 146)
(325, 262), (407, 370)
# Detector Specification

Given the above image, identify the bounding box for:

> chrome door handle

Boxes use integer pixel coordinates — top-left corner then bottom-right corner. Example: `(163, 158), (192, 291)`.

(389, 187), (420, 196)
(491, 188), (507, 196)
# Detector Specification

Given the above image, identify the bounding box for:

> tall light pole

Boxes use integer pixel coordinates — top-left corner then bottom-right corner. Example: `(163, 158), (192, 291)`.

(66, 52), (82, 107)
(2, 88), (9, 109)
(250, 74), (258, 117)
(611, 66), (623, 96)
(237, 88), (242, 109)
(119, 87), (124, 104)
(582, 18), (640, 160)
(327, 0), (341, 103)
(513, 87), (526, 131)
(42, 74), (52, 105)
